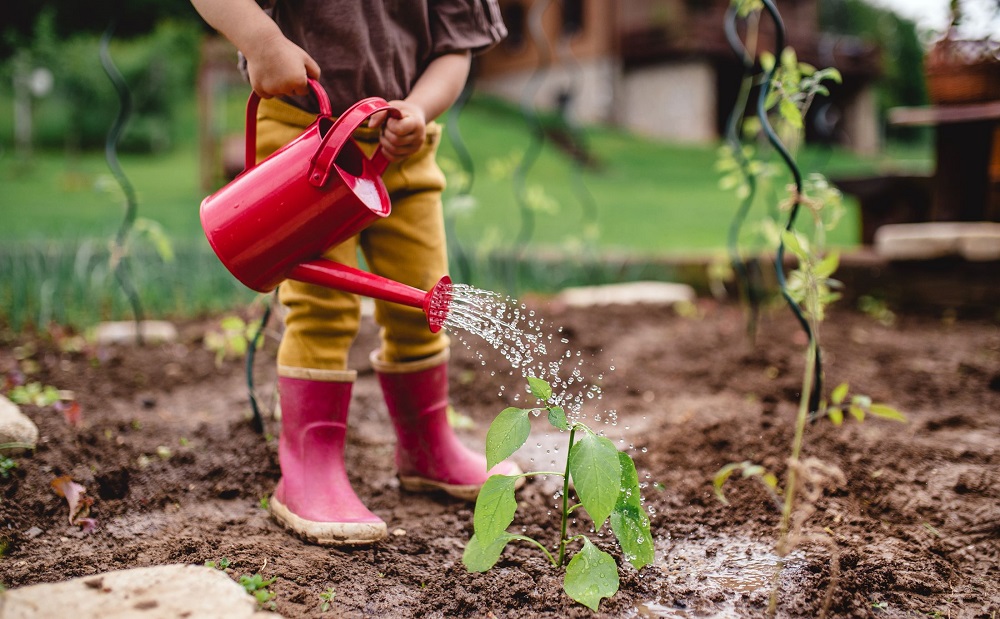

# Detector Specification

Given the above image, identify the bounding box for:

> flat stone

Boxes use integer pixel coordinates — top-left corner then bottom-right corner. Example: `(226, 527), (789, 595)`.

(557, 281), (696, 307)
(0, 394), (38, 451)
(875, 222), (1000, 261)
(0, 564), (279, 619)
(93, 320), (178, 346)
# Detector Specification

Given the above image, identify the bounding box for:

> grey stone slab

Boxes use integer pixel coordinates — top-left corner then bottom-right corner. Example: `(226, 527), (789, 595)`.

(0, 564), (279, 619)
(874, 222), (1000, 261)
(93, 321), (179, 346)
(556, 281), (696, 308)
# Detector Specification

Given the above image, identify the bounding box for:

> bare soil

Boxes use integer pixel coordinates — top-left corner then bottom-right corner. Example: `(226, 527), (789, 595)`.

(1, 298), (998, 618)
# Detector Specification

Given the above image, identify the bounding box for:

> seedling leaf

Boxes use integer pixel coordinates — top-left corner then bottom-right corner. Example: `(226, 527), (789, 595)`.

(713, 462), (740, 504)
(869, 404), (906, 422)
(473, 474), (519, 541)
(486, 407), (531, 470)
(828, 407), (844, 426)
(849, 405), (865, 422)
(463, 532), (514, 572)
(563, 537), (620, 611)
(527, 376), (552, 401)
(547, 406), (569, 431)
(830, 382), (849, 405)
(610, 452), (654, 570)
(568, 432), (621, 529)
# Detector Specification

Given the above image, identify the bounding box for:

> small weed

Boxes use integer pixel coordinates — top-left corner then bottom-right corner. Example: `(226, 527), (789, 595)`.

(319, 587), (335, 612)
(204, 315), (253, 366)
(239, 573), (276, 610)
(872, 600), (889, 611)
(858, 295), (895, 326)
(0, 442), (34, 480)
(259, 495), (270, 510)
(205, 557), (231, 570)
(7, 381), (60, 407)
(0, 457), (17, 479)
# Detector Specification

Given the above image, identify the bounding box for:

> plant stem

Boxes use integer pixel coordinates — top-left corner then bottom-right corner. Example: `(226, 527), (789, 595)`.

(778, 336), (816, 548)
(509, 534), (558, 567)
(557, 424), (577, 567)
(768, 337), (816, 619)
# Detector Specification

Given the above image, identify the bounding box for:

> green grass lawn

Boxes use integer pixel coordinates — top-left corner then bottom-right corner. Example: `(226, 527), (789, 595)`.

(0, 92), (932, 329)
(1, 94), (932, 250)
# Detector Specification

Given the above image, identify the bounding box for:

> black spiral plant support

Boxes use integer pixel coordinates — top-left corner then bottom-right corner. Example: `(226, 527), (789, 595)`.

(443, 69), (478, 285)
(245, 297), (271, 434)
(757, 0), (822, 415)
(100, 23), (145, 345)
(723, 4), (764, 343)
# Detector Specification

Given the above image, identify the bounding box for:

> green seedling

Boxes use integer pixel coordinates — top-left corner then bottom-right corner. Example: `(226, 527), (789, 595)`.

(7, 382), (60, 407)
(0, 442), (33, 480)
(0, 457), (17, 479)
(463, 376), (653, 611)
(205, 557), (231, 570)
(238, 573), (276, 610)
(714, 4), (903, 618)
(204, 315), (253, 366)
(319, 587), (335, 612)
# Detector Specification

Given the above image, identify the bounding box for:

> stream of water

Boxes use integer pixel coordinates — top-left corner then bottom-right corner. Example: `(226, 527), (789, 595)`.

(438, 284), (810, 615)
(442, 283), (609, 422)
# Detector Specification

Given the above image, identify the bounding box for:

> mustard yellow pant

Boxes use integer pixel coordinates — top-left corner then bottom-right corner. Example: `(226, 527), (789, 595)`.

(255, 98), (449, 371)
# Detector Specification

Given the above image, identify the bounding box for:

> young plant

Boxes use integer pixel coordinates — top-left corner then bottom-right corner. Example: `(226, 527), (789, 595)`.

(0, 442), (31, 479)
(463, 376), (653, 611)
(319, 587), (335, 612)
(238, 573), (276, 610)
(205, 557), (231, 570)
(203, 315), (253, 367)
(713, 2), (905, 617)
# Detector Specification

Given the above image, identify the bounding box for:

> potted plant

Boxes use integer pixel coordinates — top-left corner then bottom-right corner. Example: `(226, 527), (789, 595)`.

(924, 0), (1000, 104)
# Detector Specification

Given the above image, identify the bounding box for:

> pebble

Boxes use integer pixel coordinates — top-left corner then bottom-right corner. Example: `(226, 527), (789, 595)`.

(0, 394), (39, 451)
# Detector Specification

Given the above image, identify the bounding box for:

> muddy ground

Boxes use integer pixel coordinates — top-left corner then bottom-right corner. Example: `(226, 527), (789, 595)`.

(0, 296), (998, 618)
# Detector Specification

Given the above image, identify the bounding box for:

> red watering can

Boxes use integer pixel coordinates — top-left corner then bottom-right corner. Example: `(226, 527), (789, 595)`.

(200, 80), (452, 332)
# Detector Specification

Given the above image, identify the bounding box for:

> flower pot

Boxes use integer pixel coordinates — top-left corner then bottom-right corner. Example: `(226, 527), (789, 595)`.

(925, 38), (1000, 104)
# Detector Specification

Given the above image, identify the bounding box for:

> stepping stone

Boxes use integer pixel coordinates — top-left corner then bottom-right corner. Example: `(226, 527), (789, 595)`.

(93, 320), (179, 346)
(0, 394), (38, 451)
(557, 281), (696, 307)
(0, 564), (280, 618)
(874, 222), (1000, 261)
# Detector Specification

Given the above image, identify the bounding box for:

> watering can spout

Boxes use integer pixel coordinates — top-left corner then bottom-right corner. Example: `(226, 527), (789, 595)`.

(290, 260), (453, 333)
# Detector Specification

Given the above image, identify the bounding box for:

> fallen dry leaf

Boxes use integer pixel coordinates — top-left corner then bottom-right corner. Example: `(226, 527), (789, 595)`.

(50, 475), (96, 530)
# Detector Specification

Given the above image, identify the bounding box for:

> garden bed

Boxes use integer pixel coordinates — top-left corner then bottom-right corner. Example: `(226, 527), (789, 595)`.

(1, 298), (998, 617)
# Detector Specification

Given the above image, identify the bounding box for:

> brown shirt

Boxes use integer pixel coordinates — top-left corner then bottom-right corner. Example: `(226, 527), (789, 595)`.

(269, 0), (506, 115)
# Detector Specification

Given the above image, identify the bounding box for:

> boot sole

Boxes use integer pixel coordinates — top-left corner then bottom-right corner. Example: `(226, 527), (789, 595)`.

(270, 496), (388, 546)
(399, 466), (526, 502)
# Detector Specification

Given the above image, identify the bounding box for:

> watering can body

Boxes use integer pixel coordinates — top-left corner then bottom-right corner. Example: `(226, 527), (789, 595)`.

(201, 81), (395, 293)
(199, 80), (452, 332)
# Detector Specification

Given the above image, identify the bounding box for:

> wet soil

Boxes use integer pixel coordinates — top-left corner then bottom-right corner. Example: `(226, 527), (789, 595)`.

(1, 298), (998, 618)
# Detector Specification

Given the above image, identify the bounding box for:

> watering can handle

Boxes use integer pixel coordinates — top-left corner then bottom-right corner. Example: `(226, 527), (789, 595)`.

(243, 79), (333, 171)
(308, 97), (402, 188)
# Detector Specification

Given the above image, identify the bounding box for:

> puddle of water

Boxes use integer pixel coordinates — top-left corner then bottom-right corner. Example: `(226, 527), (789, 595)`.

(632, 535), (806, 618)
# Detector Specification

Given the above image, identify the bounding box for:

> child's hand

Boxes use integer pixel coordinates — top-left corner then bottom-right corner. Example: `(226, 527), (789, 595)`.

(370, 100), (427, 162)
(244, 32), (321, 99)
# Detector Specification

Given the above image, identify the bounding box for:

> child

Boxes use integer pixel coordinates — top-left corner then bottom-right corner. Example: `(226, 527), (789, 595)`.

(190, 0), (519, 545)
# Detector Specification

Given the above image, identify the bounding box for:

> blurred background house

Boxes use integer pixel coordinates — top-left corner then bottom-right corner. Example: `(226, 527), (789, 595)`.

(475, 0), (883, 154)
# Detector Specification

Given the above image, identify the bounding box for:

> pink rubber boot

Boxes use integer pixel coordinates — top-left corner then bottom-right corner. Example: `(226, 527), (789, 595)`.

(370, 349), (523, 501)
(270, 369), (387, 545)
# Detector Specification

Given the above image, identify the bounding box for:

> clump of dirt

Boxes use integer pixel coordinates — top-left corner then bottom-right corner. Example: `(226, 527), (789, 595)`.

(1, 299), (998, 618)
